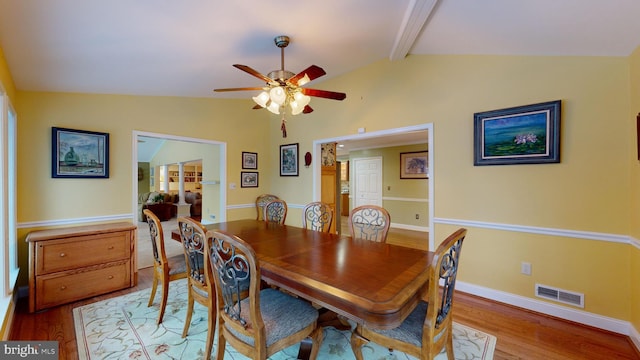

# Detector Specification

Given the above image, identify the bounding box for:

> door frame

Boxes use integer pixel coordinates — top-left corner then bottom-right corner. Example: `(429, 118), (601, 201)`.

(312, 123), (434, 249)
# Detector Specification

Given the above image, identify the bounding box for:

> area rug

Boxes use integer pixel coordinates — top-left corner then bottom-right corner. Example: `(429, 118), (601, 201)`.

(74, 279), (496, 360)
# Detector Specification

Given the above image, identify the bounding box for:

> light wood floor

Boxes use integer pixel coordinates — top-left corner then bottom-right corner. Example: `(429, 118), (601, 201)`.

(10, 222), (640, 359)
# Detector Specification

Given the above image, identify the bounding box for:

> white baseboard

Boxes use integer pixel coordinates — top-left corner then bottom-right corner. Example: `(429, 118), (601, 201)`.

(456, 281), (640, 348)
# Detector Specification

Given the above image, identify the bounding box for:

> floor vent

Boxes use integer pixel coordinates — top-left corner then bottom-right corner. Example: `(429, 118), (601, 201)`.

(535, 283), (584, 308)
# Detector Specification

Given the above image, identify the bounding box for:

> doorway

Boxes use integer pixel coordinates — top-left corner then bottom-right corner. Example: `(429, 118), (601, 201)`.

(312, 124), (434, 249)
(132, 131), (227, 269)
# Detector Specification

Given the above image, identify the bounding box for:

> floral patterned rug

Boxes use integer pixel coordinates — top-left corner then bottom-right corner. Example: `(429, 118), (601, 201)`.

(74, 279), (496, 360)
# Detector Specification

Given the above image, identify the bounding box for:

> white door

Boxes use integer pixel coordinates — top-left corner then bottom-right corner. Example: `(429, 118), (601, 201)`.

(353, 157), (383, 208)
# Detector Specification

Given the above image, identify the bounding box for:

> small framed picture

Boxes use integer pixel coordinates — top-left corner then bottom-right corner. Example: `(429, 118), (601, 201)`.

(474, 100), (561, 166)
(242, 151), (257, 169)
(400, 151), (428, 179)
(52, 127), (109, 178)
(280, 143), (299, 176)
(241, 171), (259, 188)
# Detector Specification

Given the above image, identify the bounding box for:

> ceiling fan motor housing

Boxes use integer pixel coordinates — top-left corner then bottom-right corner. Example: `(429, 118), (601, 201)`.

(268, 69), (295, 82)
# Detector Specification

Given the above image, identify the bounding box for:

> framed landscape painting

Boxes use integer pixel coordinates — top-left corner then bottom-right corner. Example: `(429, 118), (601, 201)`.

(474, 100), (561, 166)
(52, 127), (109, 178)
(280, 143), (299, 176)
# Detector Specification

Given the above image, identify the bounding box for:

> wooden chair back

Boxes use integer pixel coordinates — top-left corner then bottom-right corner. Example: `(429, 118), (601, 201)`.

(177, 217), (215, 357)
(348, 205), (391, 242)
(263, 199), (288, 224)
(255, 194), (279, 220)
(302, 201), (333, 233)
(350, 228), (467, 360)
(422, 228), (466, 359)
(206, 230), (323, 360)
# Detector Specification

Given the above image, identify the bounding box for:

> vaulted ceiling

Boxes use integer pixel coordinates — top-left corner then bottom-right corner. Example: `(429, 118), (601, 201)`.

(1, 0), (639, 99)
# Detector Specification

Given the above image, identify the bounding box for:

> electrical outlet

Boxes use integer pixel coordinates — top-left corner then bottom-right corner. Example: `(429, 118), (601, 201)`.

(521, 262), (532, 275)
(415, 214), (419, 220)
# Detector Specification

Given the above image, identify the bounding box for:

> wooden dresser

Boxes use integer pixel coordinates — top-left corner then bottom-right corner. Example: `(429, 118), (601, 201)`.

(26, 222), (137, 312)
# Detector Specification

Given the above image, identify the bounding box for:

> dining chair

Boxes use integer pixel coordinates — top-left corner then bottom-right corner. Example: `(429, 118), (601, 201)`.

(302, 201), (333, 233)
(205, 229), (324, 360)
(177, 217), (215, 358)
(350, 228), (467, 360)
(263, 199), (287, 224)
(348, 205), (391, 242)
(143, 209), (187, 325)
(255, 194), (279, 221)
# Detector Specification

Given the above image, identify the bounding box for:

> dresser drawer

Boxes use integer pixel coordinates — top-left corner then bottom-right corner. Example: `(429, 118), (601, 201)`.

(36, 231), (130, 275)
(36, 261), (131, 310)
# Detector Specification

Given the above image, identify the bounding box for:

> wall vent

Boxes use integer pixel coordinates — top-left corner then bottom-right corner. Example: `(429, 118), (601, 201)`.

(535, 283), (584, 308)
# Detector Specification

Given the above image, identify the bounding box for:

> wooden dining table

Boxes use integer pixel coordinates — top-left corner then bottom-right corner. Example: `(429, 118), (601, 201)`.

(172, 219), (434, 330)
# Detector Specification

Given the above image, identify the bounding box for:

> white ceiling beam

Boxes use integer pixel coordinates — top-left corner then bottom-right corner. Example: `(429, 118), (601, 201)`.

(389, 0), (439, 61)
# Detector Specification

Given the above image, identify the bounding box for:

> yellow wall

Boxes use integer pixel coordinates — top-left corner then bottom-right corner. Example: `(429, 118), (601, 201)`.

(266, 54), (633, 320)
(4, 48), (640, 332)
(629, 46), (640, 331)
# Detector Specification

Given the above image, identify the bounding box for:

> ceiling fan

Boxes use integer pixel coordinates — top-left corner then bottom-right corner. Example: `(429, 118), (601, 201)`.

(214, 35), (346, 137)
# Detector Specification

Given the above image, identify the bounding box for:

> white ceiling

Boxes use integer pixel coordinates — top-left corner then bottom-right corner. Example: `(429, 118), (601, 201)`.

(1, 0), (639, 100)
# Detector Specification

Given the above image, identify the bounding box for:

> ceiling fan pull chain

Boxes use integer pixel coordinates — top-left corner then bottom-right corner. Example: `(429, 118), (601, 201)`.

(281, 117), (287, 138)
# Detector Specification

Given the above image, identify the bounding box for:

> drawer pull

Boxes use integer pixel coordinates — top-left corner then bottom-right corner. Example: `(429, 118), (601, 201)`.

(107, 246), (114, 250)
(59, 253), (66, 257)
(107, 275), (114, 280)
(60, 285), (67, 290)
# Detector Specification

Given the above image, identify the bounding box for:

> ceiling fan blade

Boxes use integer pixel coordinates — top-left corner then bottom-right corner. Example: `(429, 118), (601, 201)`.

(288, 65), (326, 86)
(233, 64), (275, 85)
(214, 87), (264, 92)
(303, 105), (314, 114)
(301, 88), (347, 101)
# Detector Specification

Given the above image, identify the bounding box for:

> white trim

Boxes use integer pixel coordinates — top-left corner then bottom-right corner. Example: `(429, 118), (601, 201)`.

(383, 196), (428, 203)
(457, 281), (635, 336)
(435, 217), (632, 244)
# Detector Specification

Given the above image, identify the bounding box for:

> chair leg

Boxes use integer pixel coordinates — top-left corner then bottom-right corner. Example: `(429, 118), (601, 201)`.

(204, 302), (215, 359)
(148, 272), (159, 307)
(445, 336), (455, 360)
(307, 326), (324, 360)
(214, 323), (225, 360)
(350, 329), (368, 360)
(156, 277), (169, 325)
(182, 289), (195, 338)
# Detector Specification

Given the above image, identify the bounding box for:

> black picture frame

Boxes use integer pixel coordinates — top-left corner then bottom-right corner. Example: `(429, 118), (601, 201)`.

(242, 151), (257, 169)
(474, 100), (561, 166)
(280, 143), (299, 176)
(241, 171), (259, 187)
(52, 127), (109, 178)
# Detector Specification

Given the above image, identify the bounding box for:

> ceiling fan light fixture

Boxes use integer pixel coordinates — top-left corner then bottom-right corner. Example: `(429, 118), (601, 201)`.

(252, 91), (270, 108)
(269, 86), (286, 105)
(266, 101), (281, 114)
